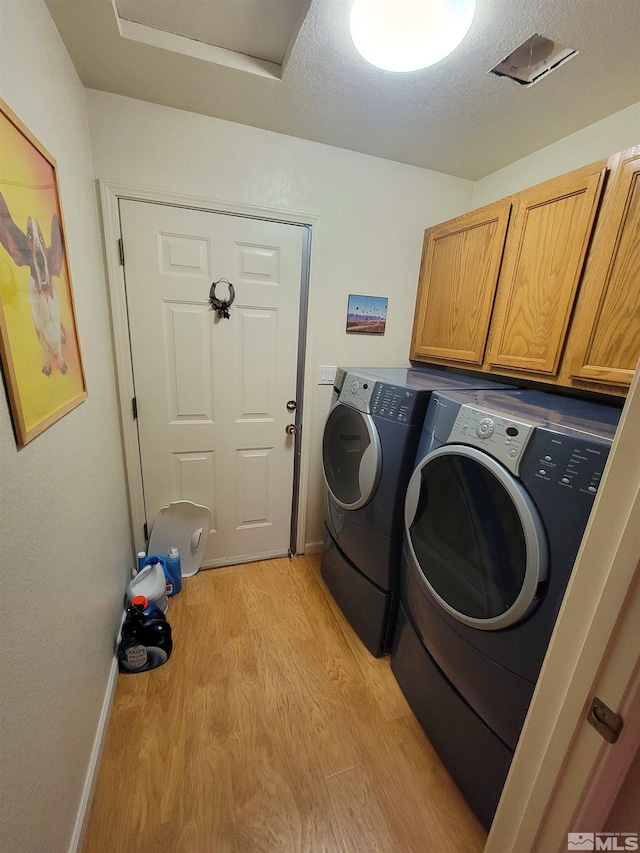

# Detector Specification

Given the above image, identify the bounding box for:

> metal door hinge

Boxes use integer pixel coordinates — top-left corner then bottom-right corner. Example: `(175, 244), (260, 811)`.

(118, 238), (125, 266)
(132, 396), (138, 420)
(587, 697), (623, 744)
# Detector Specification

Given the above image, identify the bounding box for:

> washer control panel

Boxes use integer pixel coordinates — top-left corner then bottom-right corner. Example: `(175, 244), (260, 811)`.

(338, 374), (423, 422)
(520, 432), (610, 501)
(338, 372), (376, 413)
(449, 403), (612, 495)
(448, 404), (535, 475)
(370, 383), (421, 423)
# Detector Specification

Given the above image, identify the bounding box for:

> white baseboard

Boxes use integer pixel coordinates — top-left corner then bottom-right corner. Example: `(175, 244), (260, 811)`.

(68, 634), (122, 852)
(304, 540), (324, 555)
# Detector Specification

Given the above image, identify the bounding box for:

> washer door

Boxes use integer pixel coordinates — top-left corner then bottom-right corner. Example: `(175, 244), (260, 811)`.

(404, 445), (548, 630)
(322, 403), (382, 510)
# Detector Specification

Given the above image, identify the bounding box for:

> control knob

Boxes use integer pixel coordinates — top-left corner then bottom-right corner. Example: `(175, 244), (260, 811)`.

(476, 417), (495, 439)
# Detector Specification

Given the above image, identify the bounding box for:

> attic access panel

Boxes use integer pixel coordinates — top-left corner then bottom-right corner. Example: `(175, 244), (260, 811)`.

(113, 0), (311, 78)
(490, 34), (578, 86)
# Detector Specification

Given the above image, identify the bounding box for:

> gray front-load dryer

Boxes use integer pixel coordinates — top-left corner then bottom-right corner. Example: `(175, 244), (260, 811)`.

(320, 367), (515, 656)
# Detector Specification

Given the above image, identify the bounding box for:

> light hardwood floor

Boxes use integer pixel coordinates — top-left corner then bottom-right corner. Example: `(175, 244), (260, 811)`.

(82, 555), (487, 853)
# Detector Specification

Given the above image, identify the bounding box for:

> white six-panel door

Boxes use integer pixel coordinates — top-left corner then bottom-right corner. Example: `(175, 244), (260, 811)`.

(119, 200), (304, 568)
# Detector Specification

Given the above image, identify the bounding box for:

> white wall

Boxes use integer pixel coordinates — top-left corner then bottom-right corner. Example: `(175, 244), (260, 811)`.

(473, 102), (640, 205)
(0, 4), (132, 853)
(85, 90), (474, 549)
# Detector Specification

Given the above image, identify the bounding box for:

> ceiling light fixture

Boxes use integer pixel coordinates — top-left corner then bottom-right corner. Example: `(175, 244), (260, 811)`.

(350, 0), (476, 72)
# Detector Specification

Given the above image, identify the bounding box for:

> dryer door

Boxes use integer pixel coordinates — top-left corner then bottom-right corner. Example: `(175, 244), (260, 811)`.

(322, 403), (382, 510)
(404, 445), (548, 630)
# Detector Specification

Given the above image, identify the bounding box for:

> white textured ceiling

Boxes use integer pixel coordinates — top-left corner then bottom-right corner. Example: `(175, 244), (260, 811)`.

(45, 0), (640, 180)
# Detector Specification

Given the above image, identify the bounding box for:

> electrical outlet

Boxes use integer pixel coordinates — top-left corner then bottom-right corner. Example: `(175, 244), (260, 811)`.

(318, 365), (337, 385)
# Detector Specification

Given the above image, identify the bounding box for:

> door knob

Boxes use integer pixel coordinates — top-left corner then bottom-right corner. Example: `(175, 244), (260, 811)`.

(285, 423), (299, 436)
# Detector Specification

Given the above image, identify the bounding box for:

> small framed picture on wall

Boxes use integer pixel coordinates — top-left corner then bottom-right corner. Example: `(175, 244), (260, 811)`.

(346, 294), (388, 335)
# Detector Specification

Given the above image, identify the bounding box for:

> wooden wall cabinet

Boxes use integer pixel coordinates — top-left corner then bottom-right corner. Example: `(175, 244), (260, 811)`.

(410, 200), (511, 365)
(410, 151), (640, 397)
(562, 146), (640, 391)
(485, 161), (607, 376)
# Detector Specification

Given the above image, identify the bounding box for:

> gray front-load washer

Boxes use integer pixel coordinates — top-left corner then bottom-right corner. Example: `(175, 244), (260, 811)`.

(391, 387), (622, 828)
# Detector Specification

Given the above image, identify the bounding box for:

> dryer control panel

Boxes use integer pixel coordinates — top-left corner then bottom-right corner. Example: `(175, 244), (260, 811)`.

(448, 404), (535, 475)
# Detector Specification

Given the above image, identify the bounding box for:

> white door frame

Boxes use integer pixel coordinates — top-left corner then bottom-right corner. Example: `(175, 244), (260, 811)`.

(98, 180), (317, 561)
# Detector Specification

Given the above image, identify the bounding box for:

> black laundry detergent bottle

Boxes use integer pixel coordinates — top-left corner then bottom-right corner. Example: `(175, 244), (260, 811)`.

(118, 595), (173, 673)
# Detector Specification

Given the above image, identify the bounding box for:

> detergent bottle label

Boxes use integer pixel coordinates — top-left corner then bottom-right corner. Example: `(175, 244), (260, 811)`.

(125, 644), (148, 669)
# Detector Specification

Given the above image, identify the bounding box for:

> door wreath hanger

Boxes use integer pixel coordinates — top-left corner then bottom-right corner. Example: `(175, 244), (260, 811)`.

(209, 278), (236, 319)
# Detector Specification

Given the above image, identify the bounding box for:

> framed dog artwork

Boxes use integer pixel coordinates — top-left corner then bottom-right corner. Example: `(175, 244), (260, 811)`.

(0, 98), (87, 447)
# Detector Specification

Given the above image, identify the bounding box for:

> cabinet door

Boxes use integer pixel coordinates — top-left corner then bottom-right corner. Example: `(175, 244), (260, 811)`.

(566, 147), (640, 389)
(488, 161), (607, 376)
(410, 200), (511, 365)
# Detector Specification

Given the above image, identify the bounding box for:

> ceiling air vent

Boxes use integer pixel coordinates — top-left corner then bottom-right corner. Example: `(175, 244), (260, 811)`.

(490, 34), (578, 86)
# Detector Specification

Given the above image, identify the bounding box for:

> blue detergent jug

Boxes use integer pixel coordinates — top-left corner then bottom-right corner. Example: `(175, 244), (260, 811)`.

(164, 547), (182, 597)
(134, 594), (166, 620)
(118, 596), (173, 673)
